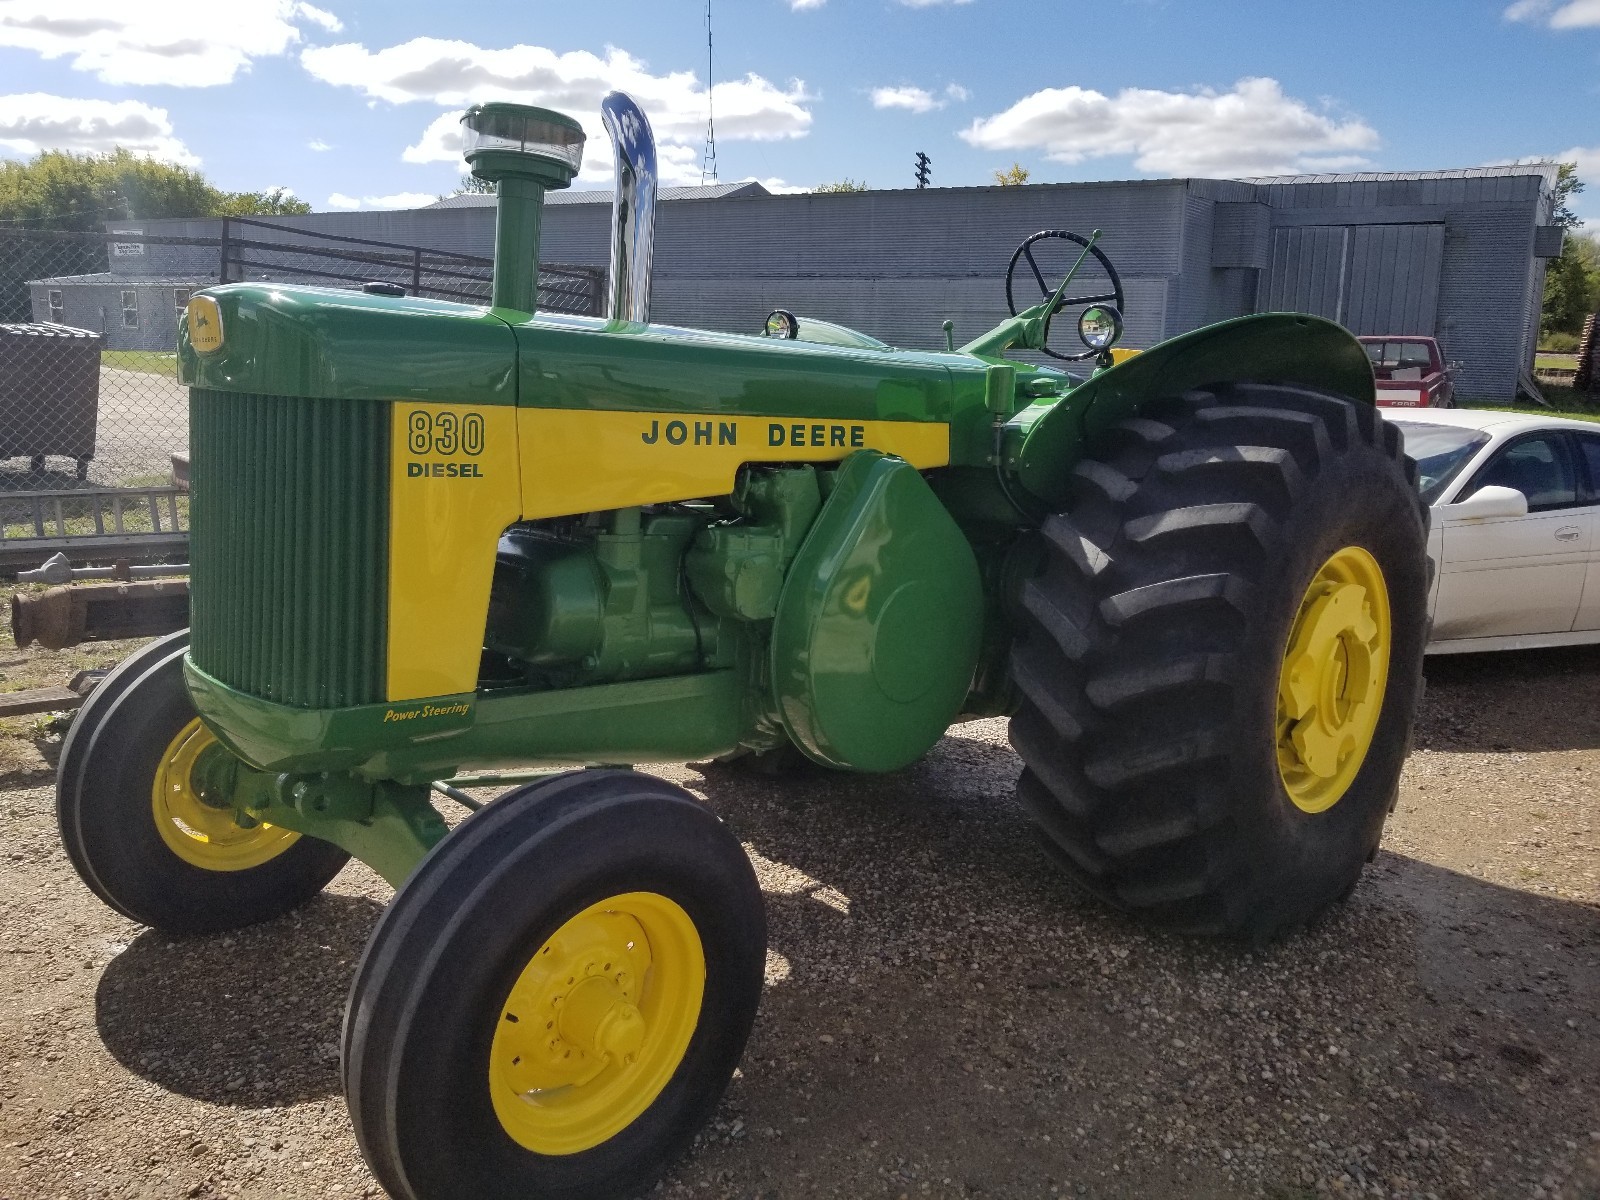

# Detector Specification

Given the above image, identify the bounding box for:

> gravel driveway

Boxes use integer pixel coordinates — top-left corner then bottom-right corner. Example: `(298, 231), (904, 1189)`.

(2, 647), (1598, 1199)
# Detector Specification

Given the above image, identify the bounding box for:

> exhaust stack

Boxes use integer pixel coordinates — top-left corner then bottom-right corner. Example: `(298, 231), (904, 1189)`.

(601, 92), (658, 323)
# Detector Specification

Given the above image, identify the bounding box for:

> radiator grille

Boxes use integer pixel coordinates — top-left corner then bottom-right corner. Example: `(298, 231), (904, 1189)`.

(189, 390), (389, 708)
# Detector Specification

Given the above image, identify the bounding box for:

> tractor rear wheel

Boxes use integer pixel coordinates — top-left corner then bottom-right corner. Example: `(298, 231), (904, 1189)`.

(57, 641), (350, 933)
(343, 769), (765, 1200)
(1009, 383), (1428, 942)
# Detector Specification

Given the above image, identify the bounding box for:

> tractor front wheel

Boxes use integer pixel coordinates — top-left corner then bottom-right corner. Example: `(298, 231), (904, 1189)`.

(1009, 383), (1428, 942)
(56, 641), (350, 933)
(342, 770), (765, 1200)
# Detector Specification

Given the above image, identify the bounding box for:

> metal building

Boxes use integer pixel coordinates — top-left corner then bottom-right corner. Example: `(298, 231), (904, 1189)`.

(27, 272), (209, 351)
(124, 164), (1561, 401)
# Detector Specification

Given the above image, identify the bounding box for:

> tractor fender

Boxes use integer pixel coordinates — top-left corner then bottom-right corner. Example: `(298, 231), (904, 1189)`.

(1013, 312), (1375, 507)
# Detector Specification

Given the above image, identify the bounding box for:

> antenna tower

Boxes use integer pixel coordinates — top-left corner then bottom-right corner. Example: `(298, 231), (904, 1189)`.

(701, 0), (719, 185)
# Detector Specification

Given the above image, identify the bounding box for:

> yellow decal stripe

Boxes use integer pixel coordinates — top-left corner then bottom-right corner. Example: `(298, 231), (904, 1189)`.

(387, 403), (523, 702)
(518, 410), (950, 520)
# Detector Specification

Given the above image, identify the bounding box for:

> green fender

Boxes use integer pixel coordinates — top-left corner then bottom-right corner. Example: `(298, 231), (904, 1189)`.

(1013, 313), (1376, 507)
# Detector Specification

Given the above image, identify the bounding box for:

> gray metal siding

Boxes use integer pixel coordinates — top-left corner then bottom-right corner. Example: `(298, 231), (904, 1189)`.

(1436, 206), (1541, 400)
(1342, 224), (1444, 335)
(28, 281), (190, 351)
(1265, 226), (1349, 320)
(1211, 203), (1271, 269)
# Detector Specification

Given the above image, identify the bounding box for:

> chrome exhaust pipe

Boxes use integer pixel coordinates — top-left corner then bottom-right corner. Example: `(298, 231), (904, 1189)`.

(601, 91), (658, 323)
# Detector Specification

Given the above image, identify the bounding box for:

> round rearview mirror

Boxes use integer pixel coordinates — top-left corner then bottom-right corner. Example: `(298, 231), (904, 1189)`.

(1078, 304), (1123, 352)
(764, 309), (799, 340)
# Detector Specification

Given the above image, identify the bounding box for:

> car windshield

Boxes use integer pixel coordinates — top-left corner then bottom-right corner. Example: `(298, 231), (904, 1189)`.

(1363, 341), (1435, 371)
(1389, 421), (1491, 503)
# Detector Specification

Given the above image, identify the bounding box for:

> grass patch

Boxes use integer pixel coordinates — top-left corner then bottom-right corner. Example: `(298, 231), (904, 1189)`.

(1459, 383), (1600, 422)
(100, 350), (177, 376)
(1536, 353), (1578, 371)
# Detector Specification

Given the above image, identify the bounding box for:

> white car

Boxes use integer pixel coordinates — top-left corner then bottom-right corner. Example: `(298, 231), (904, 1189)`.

(1385, 407), (1600, 654)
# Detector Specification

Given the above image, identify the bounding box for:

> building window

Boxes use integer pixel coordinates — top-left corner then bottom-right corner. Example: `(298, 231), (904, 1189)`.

(47, 289), (63, 320)
(121, 289), (139, 329)
(173, 288), (191, 312)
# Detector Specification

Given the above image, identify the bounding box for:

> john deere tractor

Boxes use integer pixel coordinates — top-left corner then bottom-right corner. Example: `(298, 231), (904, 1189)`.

(58, 94), (1427, 1199)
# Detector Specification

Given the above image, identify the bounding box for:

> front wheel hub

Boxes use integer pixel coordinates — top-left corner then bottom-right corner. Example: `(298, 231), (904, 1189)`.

(151, 717), (300, 870)
(1276, 546), (1391, 814)
(489, 891), (705, 1155)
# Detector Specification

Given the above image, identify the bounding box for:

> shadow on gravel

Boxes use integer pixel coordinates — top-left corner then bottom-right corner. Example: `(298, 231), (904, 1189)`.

(1418, 643), (1600, 753)
(682, 728), (1600, 1196)
(93, 890), (382, 1107)
(1370, 852), (1600, 1046)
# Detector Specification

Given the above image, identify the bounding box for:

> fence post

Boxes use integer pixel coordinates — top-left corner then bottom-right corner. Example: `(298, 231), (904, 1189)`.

(1576, 313), (1597, 395)
(412, 248), (423, 297)
(218, 218), (231, 285)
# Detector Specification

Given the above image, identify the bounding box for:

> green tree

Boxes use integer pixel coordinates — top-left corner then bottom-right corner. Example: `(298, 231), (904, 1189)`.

(0, 148), (309, 230)
(0, 148), (311, 320)
(993, 162), (1031, 186)
(812, 178), (867, 193)
(1551, 161), (1585, 230)
(216, 186), (312, 216)
(1539, 164), (1598, 336)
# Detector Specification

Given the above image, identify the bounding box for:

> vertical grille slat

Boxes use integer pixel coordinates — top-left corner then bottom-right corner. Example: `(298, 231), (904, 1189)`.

(190, 390), (389, 709)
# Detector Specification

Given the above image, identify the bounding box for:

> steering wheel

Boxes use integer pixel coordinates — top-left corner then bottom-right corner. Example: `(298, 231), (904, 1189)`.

(1004, 230), (1125, 362)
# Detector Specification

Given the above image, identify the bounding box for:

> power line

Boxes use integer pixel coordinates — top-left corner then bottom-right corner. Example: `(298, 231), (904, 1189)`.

(701, 0), (719, 186)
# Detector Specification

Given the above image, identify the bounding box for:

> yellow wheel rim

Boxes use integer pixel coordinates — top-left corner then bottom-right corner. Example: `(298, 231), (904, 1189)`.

(489, 892), (706, 1156)
(150, 718), (299, 870)
(1275, 546), (1391, 814)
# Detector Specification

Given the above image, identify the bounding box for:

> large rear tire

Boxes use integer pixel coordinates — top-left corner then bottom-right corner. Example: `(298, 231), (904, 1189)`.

(57, 643), (350, 933)
(1009, 383), (1428, 942)
(343, 770), (766, 1200)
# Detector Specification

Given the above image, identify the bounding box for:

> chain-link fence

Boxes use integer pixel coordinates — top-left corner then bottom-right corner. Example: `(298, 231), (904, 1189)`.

(0, 224), (601, 566)
(0, 225), (602, 495)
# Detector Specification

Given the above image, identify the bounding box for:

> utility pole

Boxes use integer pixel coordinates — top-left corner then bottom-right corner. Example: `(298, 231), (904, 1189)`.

(914, 151), (931, 189)
(701, 1), (719, 185)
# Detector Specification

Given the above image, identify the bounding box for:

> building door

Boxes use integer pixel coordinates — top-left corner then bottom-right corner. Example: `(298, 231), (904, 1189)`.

(1264, 223), (1444, 334)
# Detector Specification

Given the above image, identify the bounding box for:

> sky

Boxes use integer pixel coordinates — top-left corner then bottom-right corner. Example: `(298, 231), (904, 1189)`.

(0, 0), (1597, 226)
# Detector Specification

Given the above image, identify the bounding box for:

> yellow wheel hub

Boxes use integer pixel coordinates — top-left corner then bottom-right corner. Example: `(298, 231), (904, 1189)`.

(489, 892), (705, 1157)
(150, 718), (299, 870)
(1276, 546), (1391, 814)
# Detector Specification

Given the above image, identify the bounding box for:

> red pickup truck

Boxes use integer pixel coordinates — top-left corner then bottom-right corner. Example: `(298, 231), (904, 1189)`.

(1358, 336), (1456, 408)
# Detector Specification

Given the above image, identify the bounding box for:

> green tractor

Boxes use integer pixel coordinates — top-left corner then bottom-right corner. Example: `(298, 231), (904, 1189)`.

(58, 94), (1427, 1199)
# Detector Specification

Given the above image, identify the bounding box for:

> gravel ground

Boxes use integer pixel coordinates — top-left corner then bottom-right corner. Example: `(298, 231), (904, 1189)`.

(2, 645), (1598, 1199)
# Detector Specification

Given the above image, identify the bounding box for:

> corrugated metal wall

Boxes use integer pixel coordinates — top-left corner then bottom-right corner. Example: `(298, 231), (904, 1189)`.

(1263, 223), (1445, 334)
(124, 167), (1551, 401)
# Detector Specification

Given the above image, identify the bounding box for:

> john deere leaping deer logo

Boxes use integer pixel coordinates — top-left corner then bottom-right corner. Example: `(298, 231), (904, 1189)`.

(186, 295), (224, 353)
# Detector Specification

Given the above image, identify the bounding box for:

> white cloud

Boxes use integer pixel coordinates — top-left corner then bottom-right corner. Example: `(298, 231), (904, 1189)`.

(0, 93), (197, 163)
(302, 39), (811, 144)
(327, 39), (813, 183)
(0, 0), (342, 87)
(307, 138), (332, 151)
(1505, 0), (1600, 27)
(323, 190), (435, 210)
(872, 86), (940, 114)
(791, 0), (826, 8)
(960, 77), (1378, 177)
(872, 82), (969, 113)
(1557, 145), (1600, 182)
(738, 175), (810, 194)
